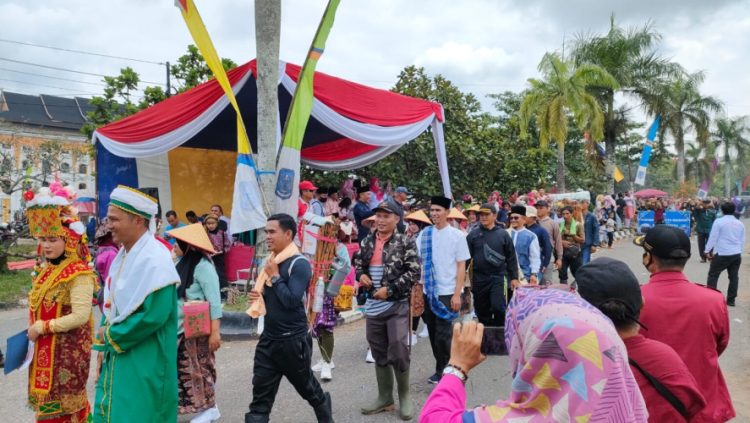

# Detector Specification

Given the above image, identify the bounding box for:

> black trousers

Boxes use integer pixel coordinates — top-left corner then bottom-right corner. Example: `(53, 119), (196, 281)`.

(707, 254), (742, 302)
(213, 253), (228, 298)
(559, 253), (582, 283)
(249, 333), (326, 415)
(472, 275), (505, 327)
(697, 233), (709, 260)
(421, 294), (455, 375)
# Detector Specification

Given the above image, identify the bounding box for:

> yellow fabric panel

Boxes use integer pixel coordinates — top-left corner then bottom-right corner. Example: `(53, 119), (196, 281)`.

(168, 147), (235, 217)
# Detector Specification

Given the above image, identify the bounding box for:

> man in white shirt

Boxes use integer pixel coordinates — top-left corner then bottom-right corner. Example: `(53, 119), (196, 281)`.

(416, 195), (470, 384)
(705, 201), (746, 306)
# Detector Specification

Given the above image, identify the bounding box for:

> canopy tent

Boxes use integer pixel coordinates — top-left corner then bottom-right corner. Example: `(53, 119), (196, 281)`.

(633, 188), (668, 198)
(93, 59), (450, 218)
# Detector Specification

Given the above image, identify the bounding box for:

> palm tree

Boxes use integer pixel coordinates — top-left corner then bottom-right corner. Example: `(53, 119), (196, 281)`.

(683, 142), (714, 184)
(714, 116), (750, 197)
(641, 71), (723, 183)
(571, 15), (682, 191)
(520, 52), (618, 192)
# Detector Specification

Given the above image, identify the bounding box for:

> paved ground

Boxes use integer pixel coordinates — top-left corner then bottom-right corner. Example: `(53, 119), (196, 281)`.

(1, 225), (749, 422)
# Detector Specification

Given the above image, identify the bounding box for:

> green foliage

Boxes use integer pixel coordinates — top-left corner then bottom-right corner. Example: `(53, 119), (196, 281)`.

(519, 53), (617, 191)
(171, 44), (238, 92)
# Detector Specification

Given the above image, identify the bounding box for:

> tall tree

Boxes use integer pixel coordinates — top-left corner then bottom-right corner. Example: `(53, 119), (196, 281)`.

(641, 71), (723, 183)
(170, 44), (238, 93)
(683, 142), (714, 184)
(571, 15), (681, 191)
(520, 52), (618, 192)
(713, 116), (750, 197)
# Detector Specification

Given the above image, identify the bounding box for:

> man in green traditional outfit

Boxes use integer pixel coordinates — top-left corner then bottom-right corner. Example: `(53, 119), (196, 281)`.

(92, 185), (181, 423)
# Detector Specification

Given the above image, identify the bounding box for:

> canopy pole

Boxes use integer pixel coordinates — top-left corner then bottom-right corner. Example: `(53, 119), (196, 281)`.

(255, 0), (281, 215)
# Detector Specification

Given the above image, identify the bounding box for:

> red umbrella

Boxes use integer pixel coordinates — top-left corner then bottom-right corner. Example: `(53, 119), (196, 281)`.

(633, 188), (668, 198)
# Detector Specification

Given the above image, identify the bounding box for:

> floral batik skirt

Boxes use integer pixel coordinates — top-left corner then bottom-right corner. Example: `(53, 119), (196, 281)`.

(177, 334), (217, 414)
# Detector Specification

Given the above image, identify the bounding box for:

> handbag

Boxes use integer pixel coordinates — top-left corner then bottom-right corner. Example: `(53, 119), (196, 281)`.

(410, 282), (425, 317)
(183, 301), (211, 339)
(563, 244), (581, 261)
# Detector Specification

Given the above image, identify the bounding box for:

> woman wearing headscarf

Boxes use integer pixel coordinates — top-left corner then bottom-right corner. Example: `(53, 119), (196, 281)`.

(25, 182), (97, 422)
(204, 214), (231, 300)
(420, 287), (648, 423)
(167, 223), (223, 423)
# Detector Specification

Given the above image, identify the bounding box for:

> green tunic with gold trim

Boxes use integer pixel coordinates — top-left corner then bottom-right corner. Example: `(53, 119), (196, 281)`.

(92, 285), (178, 423)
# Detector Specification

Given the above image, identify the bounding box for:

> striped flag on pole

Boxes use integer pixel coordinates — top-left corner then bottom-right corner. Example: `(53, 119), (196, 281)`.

(274, 0), (341, 217)
(634, 116), (661, 186)
(176, 0), (266, 232)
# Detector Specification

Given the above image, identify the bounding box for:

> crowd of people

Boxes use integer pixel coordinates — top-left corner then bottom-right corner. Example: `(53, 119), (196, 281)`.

(9, 177), (745, 423)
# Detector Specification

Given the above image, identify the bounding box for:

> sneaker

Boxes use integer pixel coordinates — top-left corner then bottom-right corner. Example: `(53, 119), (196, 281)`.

(190, 406), (221, 423)
(427, 373), (440, 384)
(320, 362), (333, 381)
(418, 326), (429, 338)
(410, 332), (418, 346)
(366, 349), (375, 363)
(312, 359), (335, 372)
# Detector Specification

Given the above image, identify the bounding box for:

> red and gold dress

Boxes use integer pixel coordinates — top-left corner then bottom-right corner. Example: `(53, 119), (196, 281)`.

(25, 183), (97, 423)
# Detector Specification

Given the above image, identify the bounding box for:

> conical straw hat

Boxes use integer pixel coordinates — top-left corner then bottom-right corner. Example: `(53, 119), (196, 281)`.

(405, 209), (432, 225)
(466, 204), (481, 213)
(166, 223), (217, 254)
(448, 207), (468, 220)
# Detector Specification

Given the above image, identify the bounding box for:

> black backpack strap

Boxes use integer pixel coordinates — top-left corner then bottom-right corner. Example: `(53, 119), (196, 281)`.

(629, 358), (689, 419)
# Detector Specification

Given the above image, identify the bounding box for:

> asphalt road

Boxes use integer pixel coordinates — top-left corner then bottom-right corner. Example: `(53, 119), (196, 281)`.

(1, 225), (749, 422)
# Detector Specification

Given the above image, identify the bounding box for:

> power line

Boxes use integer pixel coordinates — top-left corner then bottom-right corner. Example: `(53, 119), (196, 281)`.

(0, 38), (164, 65)
(0, 67), (106, 86)
(0, 78), (115, 94)
(0, 57), (167, 86)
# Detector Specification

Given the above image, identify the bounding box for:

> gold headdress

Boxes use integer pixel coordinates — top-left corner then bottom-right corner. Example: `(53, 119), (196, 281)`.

(25, 181), (91, 262)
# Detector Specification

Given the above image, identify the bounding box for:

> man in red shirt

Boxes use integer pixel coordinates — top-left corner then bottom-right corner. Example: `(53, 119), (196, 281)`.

(577, 257), (706, 422)
(635, 225), (734, 422)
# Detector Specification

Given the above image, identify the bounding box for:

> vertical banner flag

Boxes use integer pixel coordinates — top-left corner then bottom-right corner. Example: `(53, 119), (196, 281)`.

(176, 0), (266, 232)
(634, 116), (661, 186)
(274, 0), (341, 217)
(592, 135), (625, 183)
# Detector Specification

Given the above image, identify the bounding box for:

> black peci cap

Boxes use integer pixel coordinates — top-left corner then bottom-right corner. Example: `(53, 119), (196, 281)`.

(576, 257), (645, 327)
(633, 225), (691, 259)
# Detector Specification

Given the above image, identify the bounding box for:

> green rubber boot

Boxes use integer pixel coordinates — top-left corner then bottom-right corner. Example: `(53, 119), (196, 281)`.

(394, 367), (415, 420)
(361, 365), (395, 415)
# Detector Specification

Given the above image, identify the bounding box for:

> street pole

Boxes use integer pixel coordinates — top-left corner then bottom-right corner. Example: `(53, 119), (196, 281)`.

(255, 0), (281, 215)
(165, 61), (171, 98)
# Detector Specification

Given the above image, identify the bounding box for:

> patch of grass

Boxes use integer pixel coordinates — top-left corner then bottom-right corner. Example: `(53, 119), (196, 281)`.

(223, 293), (249, 313)
(0, 269), (32, 305)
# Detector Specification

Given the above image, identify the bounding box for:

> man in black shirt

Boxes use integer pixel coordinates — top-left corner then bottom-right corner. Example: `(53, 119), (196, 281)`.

(246, 214), (332, 423)
(466, 203), (519, 326)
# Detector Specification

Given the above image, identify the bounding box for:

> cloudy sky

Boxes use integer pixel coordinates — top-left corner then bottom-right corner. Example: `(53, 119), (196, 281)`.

(1, 0), (749, 122)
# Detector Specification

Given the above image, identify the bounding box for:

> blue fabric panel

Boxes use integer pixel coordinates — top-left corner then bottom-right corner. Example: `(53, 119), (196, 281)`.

(96, 142), (138, 218)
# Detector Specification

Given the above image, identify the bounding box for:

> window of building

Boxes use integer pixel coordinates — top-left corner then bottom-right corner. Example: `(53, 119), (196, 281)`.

(61, 162), (70, 173)
(79, 163), (87, 174)
(78, 183), (87, 190)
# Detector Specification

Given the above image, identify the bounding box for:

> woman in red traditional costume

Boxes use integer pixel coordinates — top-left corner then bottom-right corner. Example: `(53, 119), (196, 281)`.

(25, 182), (96, 423)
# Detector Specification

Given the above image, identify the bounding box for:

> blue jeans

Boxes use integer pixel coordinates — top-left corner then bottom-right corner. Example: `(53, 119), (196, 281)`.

(581, 245), (592, 265)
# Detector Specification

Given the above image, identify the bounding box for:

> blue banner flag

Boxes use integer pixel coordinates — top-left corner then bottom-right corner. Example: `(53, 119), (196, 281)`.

(634, 116), (661, 186)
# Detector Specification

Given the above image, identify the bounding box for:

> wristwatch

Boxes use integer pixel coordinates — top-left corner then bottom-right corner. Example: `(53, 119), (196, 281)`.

(442, 364), (468, 384)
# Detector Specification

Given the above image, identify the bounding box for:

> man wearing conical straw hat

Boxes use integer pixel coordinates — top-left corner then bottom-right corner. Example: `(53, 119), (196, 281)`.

(92, 185), (181, 423)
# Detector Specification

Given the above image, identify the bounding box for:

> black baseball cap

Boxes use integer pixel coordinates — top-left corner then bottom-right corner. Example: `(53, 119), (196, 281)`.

(576, 257), (644, 326)
(373, 200), (398, 215)
(633, 225), (691, 259)
(478, 203), (497, 214)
